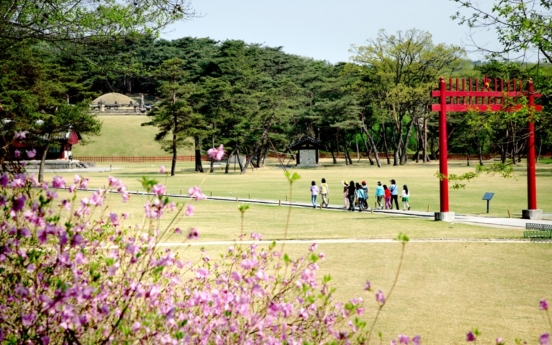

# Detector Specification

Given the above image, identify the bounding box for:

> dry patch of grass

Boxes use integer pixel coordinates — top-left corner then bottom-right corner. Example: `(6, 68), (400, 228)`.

(171, 240), (552, 345)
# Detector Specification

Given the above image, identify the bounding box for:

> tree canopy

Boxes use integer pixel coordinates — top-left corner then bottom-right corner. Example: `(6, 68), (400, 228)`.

(451, 0), (552, 62)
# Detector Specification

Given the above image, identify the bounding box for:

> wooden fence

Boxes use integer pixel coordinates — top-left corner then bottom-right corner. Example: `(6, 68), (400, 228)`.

(75, 153), (515, 163)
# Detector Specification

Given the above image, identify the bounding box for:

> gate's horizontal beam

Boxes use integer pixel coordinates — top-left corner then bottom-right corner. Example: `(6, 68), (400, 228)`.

(431, 90), (541, 98)
(431, 104), (542, 112)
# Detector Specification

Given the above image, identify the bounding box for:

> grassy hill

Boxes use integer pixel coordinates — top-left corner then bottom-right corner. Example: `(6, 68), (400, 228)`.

(73, 116), (194, 157)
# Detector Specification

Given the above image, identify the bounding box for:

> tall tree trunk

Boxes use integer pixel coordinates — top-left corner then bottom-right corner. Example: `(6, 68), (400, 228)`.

(171, 119), (177, 176)
(355, 136), (360, 161)
(241, 112), (276, 174)
(431, 133), (439, 160)
(414, 126), (421, 163)
(335, 134), (340, 159)
(537, 137), (542, 162)
(423, 116), (429, 162)
(236, 148), (244, 170)
(361, 124), (381, 167)
(194, 136), (203, 173)
(478, 145), (484, 165)
(361, 133), (374, 165)
(38, 141), (50, 183)
(400, 118), (415, 165)
(345, 142), (353, 165)
(381, 123), (391, 165)
(225, 148), (237, 174)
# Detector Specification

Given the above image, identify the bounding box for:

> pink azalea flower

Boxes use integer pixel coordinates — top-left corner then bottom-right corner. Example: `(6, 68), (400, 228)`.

(21, 313), (35, 327)
(376, 290), (385, 304)
(159, 165), (166, 174)
(0, 173), (8, 187)
(174, 227), (182, 234)
(364, 281), (371, 291)
(466, 331), (476, 342)
(26, 149), (36, 159)
(37, 229), (48, 244)
(14, 131), (26, 139)
(412, 335), (421, 345)
(231, 271), (241, 282)
(541, 334), (550, 345)
(12, 195), (26, 212)
(196, 268), (209, 279)
(152, 183), (166, 197)
(398, 334), (409, 344)
(185, 204), (194, 216)
(188, 186), (206, 201)
(108, 175), (121, 188)
(71, 234), (84, 247)
(109, 213), (119, 226)
(207, 144), (225, 161)
(250, 232), (262, 240)
(187, 228), (199, 239)
(14, 150), (20, 158)
(540, 299), (549, 311)
(80, 177), (89, 188)
(496, 337), (504, 345)
(52, 176), (66, 188)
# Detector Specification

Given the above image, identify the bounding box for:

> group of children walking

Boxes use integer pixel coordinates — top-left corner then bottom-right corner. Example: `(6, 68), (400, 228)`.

(310, 178), (410, 211)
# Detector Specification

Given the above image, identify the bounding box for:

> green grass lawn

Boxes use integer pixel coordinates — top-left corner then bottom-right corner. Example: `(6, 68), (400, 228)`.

(42, 161), (552, 344)
(72, 116), (194, 157)
(52, 158), (552, 218)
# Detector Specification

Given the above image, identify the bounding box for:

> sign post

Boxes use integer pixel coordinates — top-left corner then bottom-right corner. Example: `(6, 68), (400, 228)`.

(482, 192), (494, 214)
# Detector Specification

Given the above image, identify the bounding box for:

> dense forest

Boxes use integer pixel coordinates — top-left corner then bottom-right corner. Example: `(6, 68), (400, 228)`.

(2, 24), (552, 175)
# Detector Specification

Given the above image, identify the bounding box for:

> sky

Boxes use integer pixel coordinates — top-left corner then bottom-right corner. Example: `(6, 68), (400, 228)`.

(160, 0), (504, 64)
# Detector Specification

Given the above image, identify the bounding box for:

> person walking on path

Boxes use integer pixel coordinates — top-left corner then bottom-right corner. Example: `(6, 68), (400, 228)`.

(320, 178), (329, 208)
(401, 184), (410, 211)
(361, 181), (369, 210)
(347, 180), (356, 211)
(356, 182), (366, 212)
(383, 184), (391, 209)
(389, 179), (399, 210)
(375, 181), (384, 209)
(310, 181), (319, 208)
(342, 180), (349, 209)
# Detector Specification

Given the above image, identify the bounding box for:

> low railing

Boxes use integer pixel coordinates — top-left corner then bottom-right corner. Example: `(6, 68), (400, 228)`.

(74, 156), (208, 163)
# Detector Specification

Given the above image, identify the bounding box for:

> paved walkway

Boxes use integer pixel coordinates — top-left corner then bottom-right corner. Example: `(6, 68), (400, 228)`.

(159, 193), (552, 229)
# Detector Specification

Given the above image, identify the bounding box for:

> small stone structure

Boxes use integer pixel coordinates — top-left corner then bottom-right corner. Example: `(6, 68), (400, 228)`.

(288, 136), (324, 167)
(90, 93), (149, 114)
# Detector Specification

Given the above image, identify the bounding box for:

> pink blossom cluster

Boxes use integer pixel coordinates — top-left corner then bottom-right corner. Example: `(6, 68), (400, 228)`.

(0, 172), (376, 344)
(207, 144), (225, 161)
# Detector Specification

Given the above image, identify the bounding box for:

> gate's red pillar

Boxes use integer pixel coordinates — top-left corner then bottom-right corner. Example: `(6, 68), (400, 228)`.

(527, 79), (537, 210)
(438, 77), (449, 212)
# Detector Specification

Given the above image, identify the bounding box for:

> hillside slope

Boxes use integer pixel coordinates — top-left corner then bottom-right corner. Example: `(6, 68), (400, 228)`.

(72, 116), (193, 157)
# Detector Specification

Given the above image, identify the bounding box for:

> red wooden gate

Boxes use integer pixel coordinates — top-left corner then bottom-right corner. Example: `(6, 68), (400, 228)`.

(431, 76), (542, 219)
